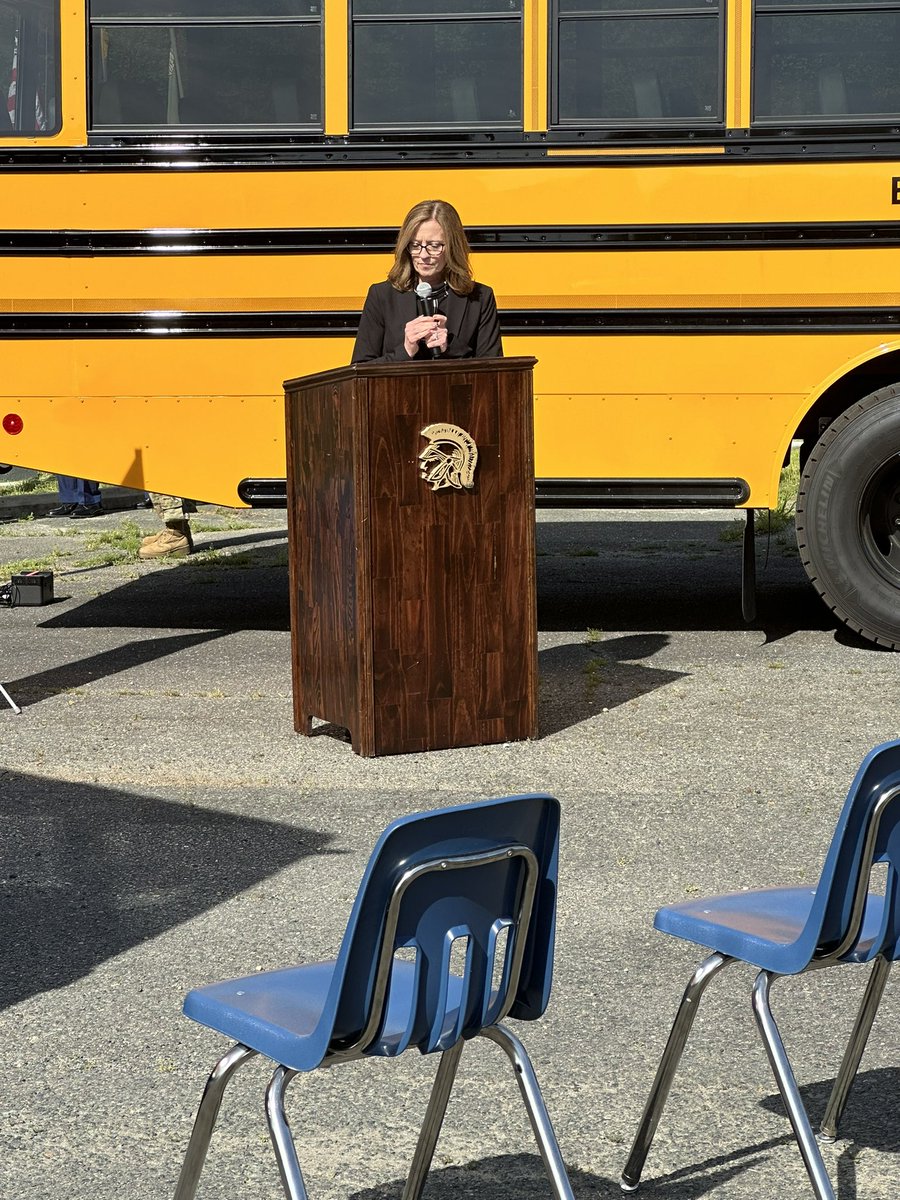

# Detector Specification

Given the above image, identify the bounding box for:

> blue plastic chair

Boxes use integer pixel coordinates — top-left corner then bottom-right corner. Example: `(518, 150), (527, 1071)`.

(173, 793), (574, 1200)
(621, 739), (900, 1200)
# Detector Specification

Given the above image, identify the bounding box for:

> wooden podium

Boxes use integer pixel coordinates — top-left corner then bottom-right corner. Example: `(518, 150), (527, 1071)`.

(284, 356), (538, 757)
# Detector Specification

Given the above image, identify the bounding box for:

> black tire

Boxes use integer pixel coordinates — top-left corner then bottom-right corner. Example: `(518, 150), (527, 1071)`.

(795, 386), (900, 649)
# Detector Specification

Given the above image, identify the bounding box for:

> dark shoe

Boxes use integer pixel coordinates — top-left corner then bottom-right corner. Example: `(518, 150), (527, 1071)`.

(47, 503), (78, 517)
(69, 504), (104, 519)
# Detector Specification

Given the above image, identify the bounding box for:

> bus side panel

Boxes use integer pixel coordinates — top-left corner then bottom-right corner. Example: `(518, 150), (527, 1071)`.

(513, 332), (893, 506)
(0, 336), (342, 504)
(0, 332), (891, 507)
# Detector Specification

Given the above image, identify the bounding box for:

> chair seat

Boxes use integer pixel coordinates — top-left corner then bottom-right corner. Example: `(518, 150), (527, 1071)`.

(184, 960), (468, 1071)
(623, 742), (900, 1200)
(172, 794), (571, 1200)
(655, 886), (887, 973)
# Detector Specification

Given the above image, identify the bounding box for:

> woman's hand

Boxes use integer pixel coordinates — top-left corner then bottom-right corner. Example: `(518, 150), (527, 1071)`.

(404, 313), (448, 357)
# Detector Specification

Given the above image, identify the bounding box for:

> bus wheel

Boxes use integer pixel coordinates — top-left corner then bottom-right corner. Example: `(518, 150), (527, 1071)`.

(795, 385), (900, 648)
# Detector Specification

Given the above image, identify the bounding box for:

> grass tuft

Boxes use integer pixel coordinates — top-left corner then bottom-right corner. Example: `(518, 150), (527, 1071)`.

(720, 445), (800, 543)
(85, 519), (145, 556)
(2, 550), (67, 574)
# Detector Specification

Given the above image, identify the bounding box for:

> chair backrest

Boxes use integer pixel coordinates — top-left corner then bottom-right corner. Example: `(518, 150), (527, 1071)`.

(271, 81), (301, 123)
(450, 78), (479, 123)
(818, 67), (849, 115)
(317, 794), (560, 1062)
(802, 740), (900, 966)
(94, 80), (122, 125)
(633, 71), (664, 119)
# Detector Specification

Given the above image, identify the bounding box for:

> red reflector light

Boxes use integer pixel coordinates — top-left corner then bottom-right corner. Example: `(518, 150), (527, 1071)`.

(3, 413), (23, 435)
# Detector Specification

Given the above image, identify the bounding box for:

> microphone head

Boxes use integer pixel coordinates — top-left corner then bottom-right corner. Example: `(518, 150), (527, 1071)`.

(415, 282), (433, 299)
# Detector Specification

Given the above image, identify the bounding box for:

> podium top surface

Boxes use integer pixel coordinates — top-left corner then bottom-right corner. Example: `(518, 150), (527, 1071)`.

(284, 356), (537, 392)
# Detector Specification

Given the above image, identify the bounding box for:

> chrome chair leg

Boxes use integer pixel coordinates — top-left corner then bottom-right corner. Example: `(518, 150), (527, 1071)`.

(401, 1040), (466, 1200)
(620, 951), (732, 1191)
(482, 1024), (576, 1200)
(265, 1066), (309, 1200)
(751, 971), (835, 1200)
(174, 1043), (257, 1200)
(819, 956), (892, 1142)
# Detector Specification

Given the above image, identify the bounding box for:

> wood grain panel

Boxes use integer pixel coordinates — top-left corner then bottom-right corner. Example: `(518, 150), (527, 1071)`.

(285, 357), (537, 756)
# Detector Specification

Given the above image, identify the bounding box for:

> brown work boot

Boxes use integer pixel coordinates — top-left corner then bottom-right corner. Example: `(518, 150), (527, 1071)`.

(138, 526), (192, 560)
(139, 529), (184, 546)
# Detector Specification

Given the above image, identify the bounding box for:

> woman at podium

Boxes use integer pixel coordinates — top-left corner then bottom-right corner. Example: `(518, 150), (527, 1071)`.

(352, 199), (503, 364)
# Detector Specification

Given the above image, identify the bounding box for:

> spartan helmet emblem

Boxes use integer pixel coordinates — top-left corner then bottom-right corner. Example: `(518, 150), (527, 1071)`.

(418, 423), (479, 491)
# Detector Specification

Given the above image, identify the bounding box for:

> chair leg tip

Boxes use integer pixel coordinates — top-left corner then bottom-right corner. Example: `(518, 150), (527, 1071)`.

(620, 1178), (640, 1192)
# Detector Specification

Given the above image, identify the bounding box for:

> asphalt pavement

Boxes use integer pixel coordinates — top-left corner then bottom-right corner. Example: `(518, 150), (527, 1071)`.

(1, 491), (898, 1200)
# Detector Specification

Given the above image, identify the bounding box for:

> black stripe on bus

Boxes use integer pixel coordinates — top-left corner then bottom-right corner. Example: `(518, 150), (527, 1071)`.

(1, 308), (900, 336)
(3, 222), (900, 255)
(238, 475), (751, 508)
(2, 128), (900, 169)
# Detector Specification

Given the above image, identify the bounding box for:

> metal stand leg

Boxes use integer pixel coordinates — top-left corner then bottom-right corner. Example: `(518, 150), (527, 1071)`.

(819, 957), (891, 1142)
(751, 971), (835, 1200)
(0, 681), (21, 714)
(174, 1043), (257, 1200)
(266, 1066), (310, 1200)
(402, 1040), (466, 1200)
(482, 1024), (576, 1200)
(621, 952), (732, 1191)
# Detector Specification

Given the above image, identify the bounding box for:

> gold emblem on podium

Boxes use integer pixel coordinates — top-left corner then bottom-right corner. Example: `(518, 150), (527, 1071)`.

(418, 423), (478, 491)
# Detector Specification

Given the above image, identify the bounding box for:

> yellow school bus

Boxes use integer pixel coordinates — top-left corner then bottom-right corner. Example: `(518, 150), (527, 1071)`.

(2, 0), (900, 647)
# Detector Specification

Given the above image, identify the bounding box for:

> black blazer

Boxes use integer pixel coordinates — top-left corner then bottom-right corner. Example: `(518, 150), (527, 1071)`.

(351, 280), (503, 363)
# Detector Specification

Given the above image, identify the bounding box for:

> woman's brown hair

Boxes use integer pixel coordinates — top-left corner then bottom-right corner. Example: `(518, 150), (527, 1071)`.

(387, 199), (474, 295)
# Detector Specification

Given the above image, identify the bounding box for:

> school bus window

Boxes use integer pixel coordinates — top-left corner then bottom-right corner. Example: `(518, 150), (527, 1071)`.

(552, 0), (723, 127)
(753, 2), (900, 123)
(91, 0), (308, 11)
(350, 0), (522, 131)
(0, 0), (59, 136)
(88, 2), (323, 130)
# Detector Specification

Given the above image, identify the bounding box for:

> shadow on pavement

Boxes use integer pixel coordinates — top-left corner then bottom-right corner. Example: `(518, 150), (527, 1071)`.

(539, 634), (686, 736)
(346, 1148), (774, 1198)
(759, 1067), (900, 1200)
(535, 518), (838, 643)
(39, 543), (292, 631)
(27, 516), (859, 646)
(618, 1137), (793, 1198)
(600, 1067), (900, 1198)
(5, 630), (233, 704)
(303, 634), (683, 743)
(0, 769), (334, 1011)
(348, 1153), (608, 1199)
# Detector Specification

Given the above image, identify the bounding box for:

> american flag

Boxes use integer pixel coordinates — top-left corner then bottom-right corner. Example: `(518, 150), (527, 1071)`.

(7, 35), (46, 130)
(6, 44), (15, 125)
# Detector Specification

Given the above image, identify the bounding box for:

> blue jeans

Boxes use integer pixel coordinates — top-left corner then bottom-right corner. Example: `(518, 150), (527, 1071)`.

(56, 476), (101, 506)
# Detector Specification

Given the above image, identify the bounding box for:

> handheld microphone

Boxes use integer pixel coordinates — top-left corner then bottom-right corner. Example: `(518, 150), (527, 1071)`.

(414, 281), (441, 358)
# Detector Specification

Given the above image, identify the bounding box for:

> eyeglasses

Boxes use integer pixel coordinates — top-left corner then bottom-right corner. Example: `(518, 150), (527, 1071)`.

(409, 241), (445, 255)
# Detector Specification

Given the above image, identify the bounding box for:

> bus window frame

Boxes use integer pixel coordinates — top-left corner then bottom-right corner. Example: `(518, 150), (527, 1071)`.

(548, 0), (727, 132)
(751, 0), (900, 129)
(0, 0), (62, 138)
(86, 7), (325, 135)
(348, 2), (525, 133)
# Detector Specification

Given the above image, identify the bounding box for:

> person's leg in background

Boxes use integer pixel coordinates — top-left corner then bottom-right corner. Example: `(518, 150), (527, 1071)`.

(69, 478), (103, 518)
(50, 476), (103, 518)
(49, 475), (80, 516)
(139, 493), (193, 559)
